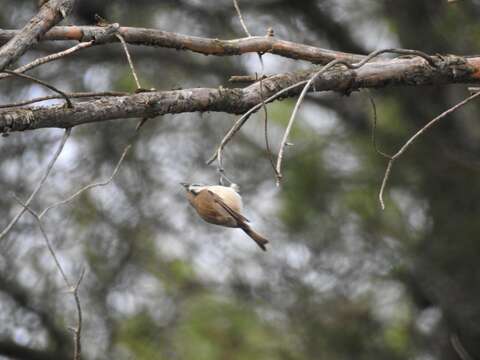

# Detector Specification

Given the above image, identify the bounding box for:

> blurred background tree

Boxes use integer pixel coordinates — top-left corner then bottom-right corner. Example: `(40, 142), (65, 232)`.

(0, 1), (479, 359)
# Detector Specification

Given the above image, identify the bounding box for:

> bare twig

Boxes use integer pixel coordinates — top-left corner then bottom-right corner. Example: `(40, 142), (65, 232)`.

(378, 160), (393, 210)
(14, 198), (85, 360)
(1, 70), (73, 108)
(0, 0), (76, 71)
(450, 333), (473, 360)
(38, 144), (132, 219)
(274, 48), (437, 185)
(378, 90), (480, 209)
(206, 80), (309, 165)
(232, 0), (252, 37)
(14, 197), (70, 286)
(116, 34), (141, 89)
(366, 90), (392, 159)
(0, 128), (71, 241)
(71, 268), (85, 360)
(0, 41), (94, 80)
(0, 25), (365, 65)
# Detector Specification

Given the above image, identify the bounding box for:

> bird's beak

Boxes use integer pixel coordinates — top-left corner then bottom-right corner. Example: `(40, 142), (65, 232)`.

(180, 182), (189, 190)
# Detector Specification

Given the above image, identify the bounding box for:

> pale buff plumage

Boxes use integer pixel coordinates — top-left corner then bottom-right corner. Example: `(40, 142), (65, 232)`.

(181, 183), (269, 251)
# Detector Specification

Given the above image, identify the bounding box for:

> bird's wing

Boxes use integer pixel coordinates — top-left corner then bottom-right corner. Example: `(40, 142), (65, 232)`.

(207, 190), (250, 223)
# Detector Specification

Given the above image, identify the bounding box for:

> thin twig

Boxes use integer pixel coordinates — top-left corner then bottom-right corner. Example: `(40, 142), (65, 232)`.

(116, 34), (141, 89)
(365, 90), (392, 159)
(208, 48), (436, 178)
(0, 91), (128, 109)
(232, 0), (251, 37)
(378, 90), (480, 209)
(14, 198), (85, 360)
(14, 197), (71, 286)
(450, 333), (473, 360)
(274, 48), (437, 184)
(0, 128), (71, 241)
(206, 80), (308, 165)
(258, 61), (278, 177)
(378, 159), (393, 210)
(0, 41), (94, 80)
(1, 70), (73, 108)
(71, 268), (85, 360)
(38, 143), (132, 219)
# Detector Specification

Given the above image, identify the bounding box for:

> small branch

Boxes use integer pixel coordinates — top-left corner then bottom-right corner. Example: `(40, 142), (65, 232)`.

(71, 268), (85, 360)
(450, 333), (473, 360)
(377, 90), (480, 209)
(274, 48), (438, 184)
(38, 143), (132, 219)
(232, 0), (252, 37)
(0, 128), (71, 241)
(206, 80), (309, 165)
(1, 70), (73, 108)
(116, 34), (142, 89)
(14, 198), (85, 360)
(0, 41), (94, 80)
(378, 159), (393, 210)
(0, 26), (365, 65)
(366, 90), (392, 159)
(260, 74), (278, 178)
(14, 197), (70, 286)
(0, 0), (76, 71)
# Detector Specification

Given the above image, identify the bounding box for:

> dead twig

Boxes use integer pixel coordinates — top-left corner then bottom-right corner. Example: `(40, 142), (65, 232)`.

(1, 70), (73, 108)
(450, 333), (473, 360)
(275, 48), (436, 185)
(232, 0), (252, 37)
(0, 41), (94, 81)
(378, 90), (480, 209)
(206, 80), (309, 166)
(0, 128), (71, 241)
(116, 33), (142, 89)
(14, 197), (85, 360)
(71, 268), (85, 360)
(365, 90), (392, 159)
(38, 143), (132, 219)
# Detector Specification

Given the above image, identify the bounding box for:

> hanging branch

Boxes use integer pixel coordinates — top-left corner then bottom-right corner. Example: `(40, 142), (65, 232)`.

(13, 198), (85, 360)
(0, 128), (71, 241)
(377, 89), (480, 209)
(274, 48), (437, 184)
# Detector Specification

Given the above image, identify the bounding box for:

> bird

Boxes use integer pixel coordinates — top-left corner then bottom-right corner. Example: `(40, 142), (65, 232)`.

(180, 182), (269, 251)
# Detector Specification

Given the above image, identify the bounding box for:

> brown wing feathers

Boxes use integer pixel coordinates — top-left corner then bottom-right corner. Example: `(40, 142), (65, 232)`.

(207, 190), (269, 251)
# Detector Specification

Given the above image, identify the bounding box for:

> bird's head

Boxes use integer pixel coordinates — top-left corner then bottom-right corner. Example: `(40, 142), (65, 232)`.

(180, 182), (205, 195)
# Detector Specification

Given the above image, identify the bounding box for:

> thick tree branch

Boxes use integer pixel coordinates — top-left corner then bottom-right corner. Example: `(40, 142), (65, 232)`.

(0, 0), (75, 71)
(0, 25), (365, 65)
(1, 54), (479, 133)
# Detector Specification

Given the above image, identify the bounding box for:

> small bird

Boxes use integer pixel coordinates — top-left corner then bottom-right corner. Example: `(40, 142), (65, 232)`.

(181, 182), (269, 251)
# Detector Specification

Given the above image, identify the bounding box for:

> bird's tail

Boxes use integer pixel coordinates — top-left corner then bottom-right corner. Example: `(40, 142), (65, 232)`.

(241, 224), (269, 251)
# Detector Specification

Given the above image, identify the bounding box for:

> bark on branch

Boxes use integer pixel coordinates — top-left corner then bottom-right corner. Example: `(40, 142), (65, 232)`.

(0, 0), (75, 71)
(0, 25), (364, 65)
(1, 54), (479, 133)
